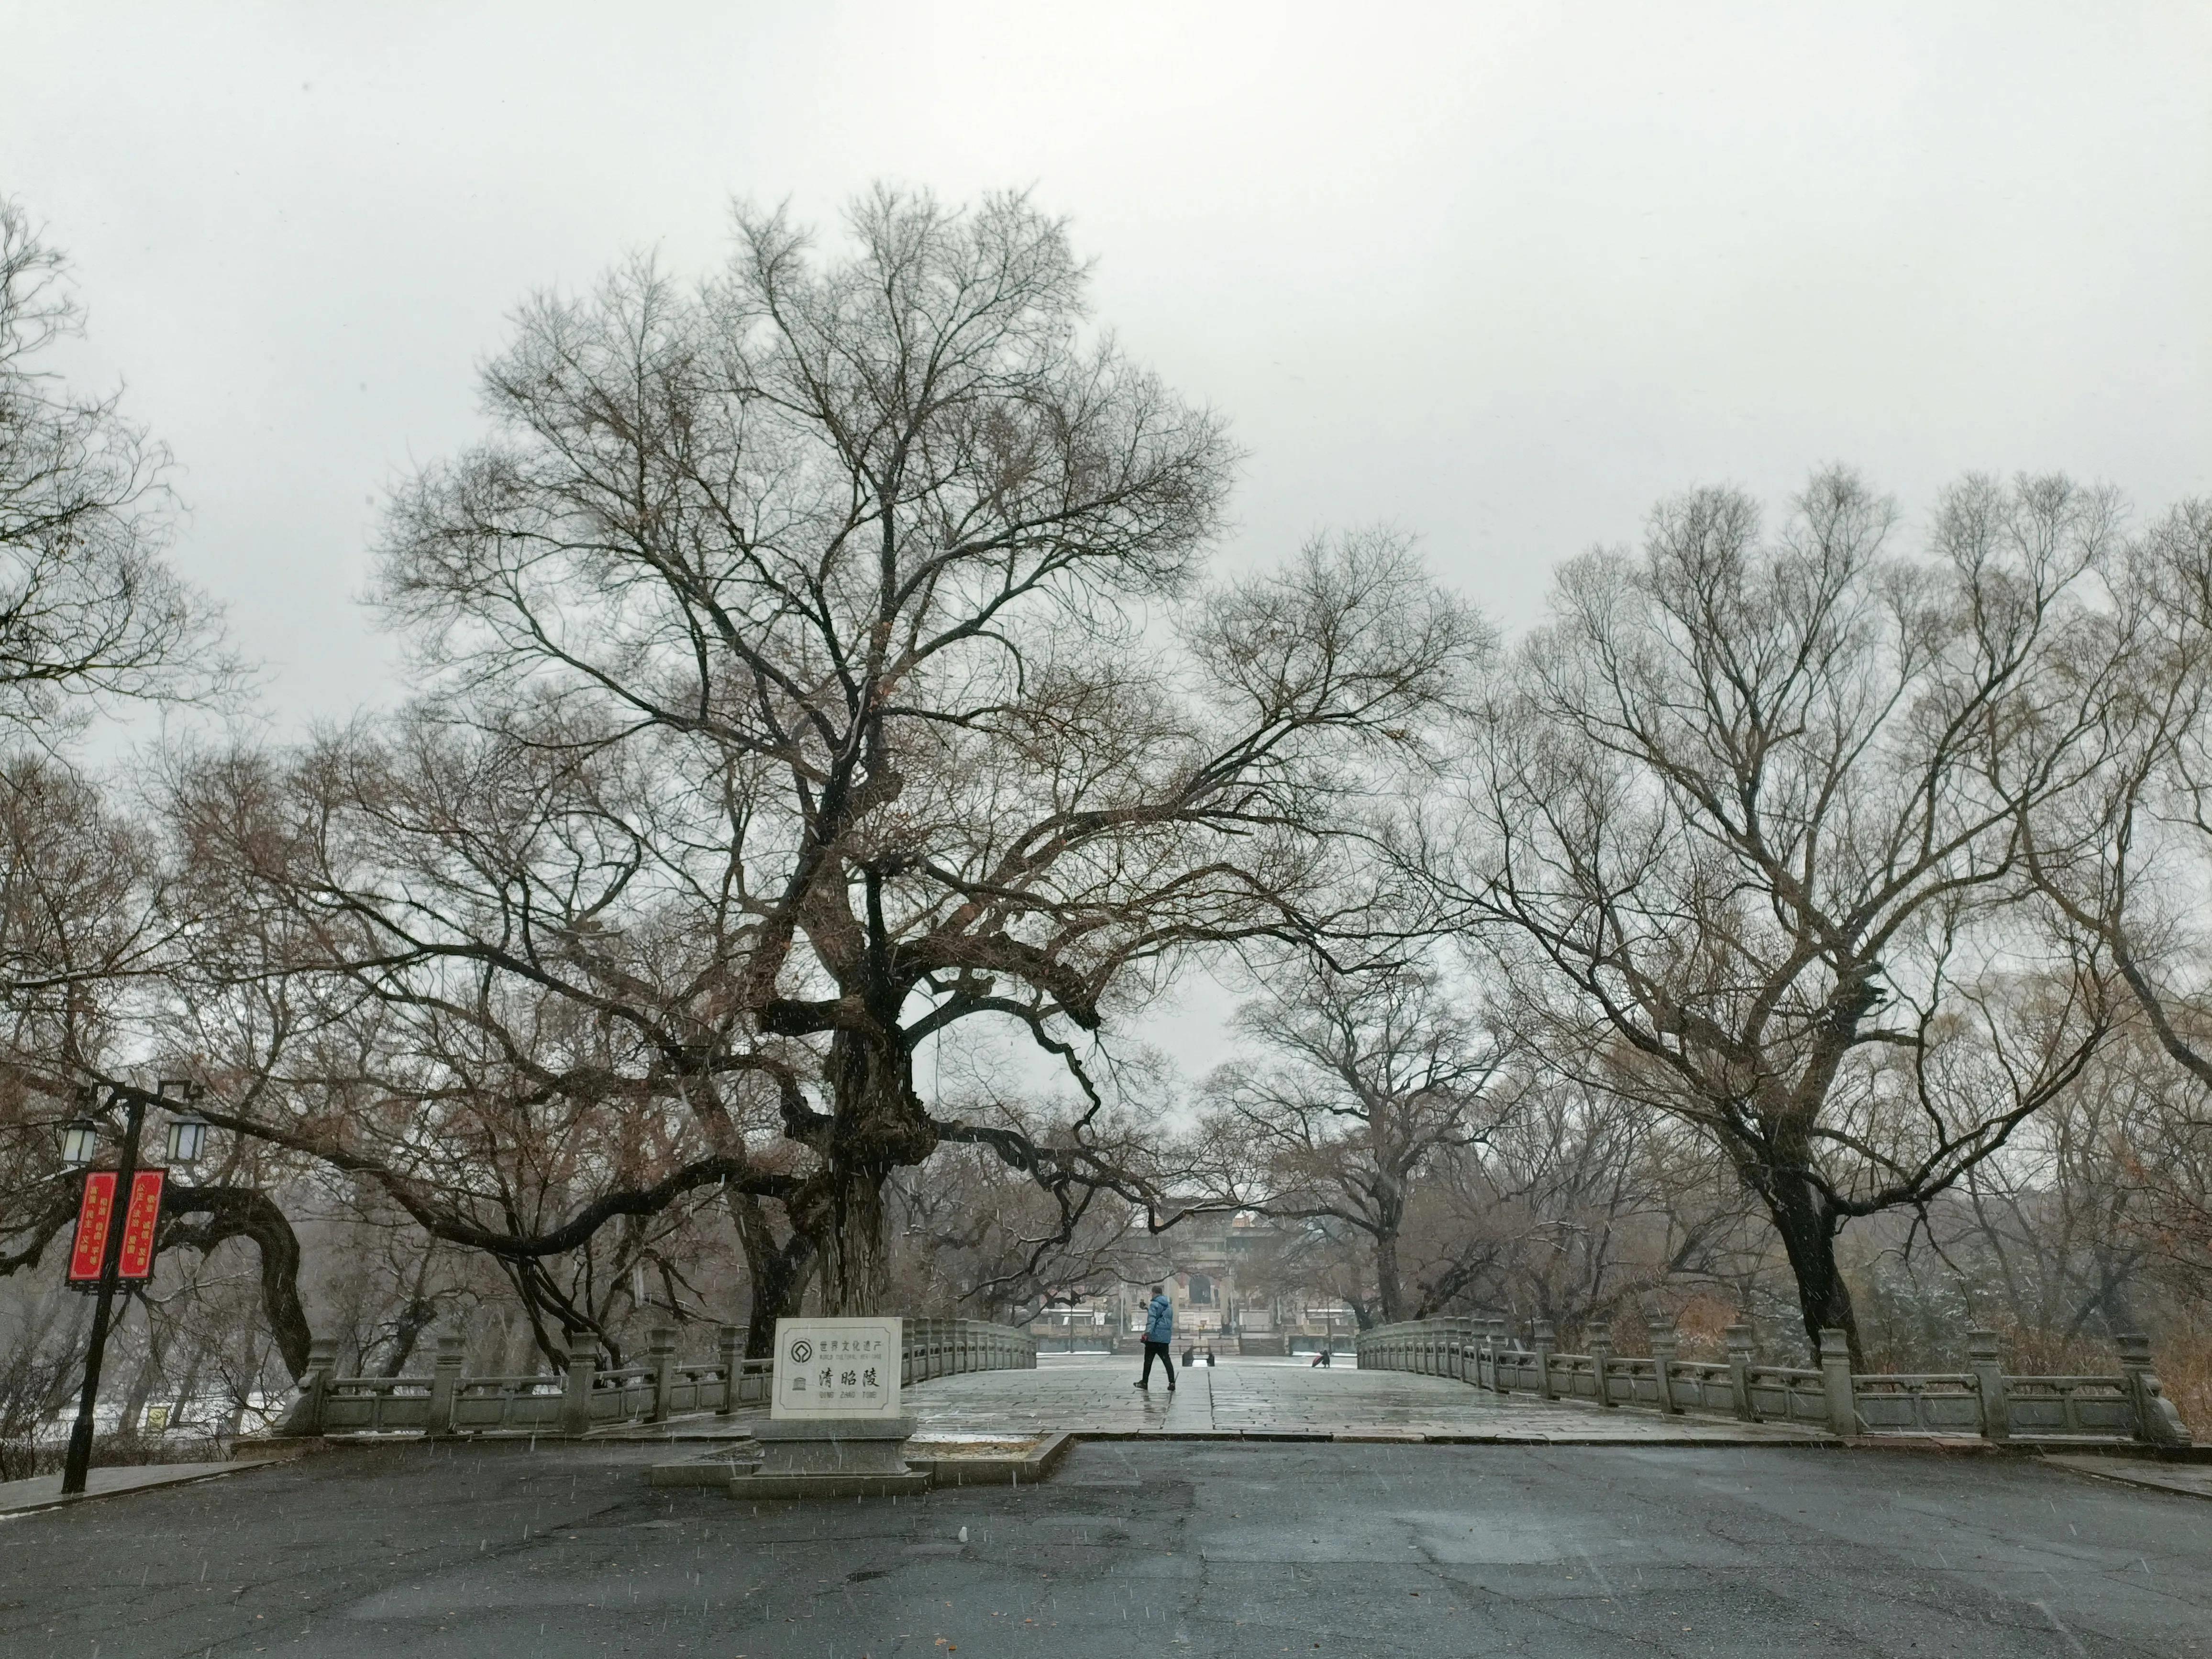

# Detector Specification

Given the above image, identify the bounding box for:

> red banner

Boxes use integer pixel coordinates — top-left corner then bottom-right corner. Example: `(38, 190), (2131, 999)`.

(67, 1172), (117, 1282)
(118, 1170), (164, 1280)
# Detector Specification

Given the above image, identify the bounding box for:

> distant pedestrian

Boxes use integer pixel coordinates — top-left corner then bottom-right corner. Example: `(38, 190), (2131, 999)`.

(1135, 1285), (1175, 1393)
(1310, 1346), (1333, 1368)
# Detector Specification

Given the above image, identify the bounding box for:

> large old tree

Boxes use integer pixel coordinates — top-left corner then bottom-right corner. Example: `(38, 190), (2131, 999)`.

(187, 190), (1481, 1328)
(1438, 469), (2121, 1357)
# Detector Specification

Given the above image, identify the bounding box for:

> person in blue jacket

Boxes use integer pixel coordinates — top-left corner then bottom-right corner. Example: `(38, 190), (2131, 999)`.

(1135, 1284), (1175, 1393)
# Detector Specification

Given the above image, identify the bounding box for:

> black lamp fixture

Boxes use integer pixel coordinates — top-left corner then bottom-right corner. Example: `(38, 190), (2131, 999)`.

(156, 1078), (208, 1166)
(164, 1113), (208, 1166)
(59, 1117), (99, 1169)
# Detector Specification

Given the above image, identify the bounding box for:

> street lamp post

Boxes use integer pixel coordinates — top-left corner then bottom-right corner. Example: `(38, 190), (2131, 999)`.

(58, 1078), (203, 1497)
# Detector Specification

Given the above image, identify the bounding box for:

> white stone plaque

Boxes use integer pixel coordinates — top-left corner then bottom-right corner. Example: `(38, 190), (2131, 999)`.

(770, 1316), (903, 1419)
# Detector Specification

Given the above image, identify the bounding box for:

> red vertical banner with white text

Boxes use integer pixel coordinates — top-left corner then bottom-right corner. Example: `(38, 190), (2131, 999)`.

(66, 1172), (118, 1283)
(117, 1170), (164, 1280)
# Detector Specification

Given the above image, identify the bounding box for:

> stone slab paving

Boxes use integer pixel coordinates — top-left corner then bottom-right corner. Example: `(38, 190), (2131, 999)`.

(903, 1356), (1832, 1443)
(2045, 1453), (2212, 1502)
(0, 1450), (298, 1517)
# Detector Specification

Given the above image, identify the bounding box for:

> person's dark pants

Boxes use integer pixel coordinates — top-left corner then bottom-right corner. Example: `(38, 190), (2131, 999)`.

(1140, 1340), (1176, 1389)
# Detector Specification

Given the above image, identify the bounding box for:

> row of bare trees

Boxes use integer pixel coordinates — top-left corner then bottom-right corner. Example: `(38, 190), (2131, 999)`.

(3, 185), (2211, 1442)
(1203, 468), (2212, 1371)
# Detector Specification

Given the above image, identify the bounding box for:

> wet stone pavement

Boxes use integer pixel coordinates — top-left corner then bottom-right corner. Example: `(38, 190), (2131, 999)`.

(4, 1433), (2208, 1657)
(902, 1356), (1832, 1443)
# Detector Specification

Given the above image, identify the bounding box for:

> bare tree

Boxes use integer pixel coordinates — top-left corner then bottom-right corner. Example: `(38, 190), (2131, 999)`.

(1409, 1066), (1770, 1339)
(1435, 469), (2120, 1356)
(0, 757), (173, 1268)
(0, 198), (224, 740)
(0, 757), (323, 1405)
(2024, 501), (2212, 1092)
(1199, 959), (1504, 1323)
(185, 188), (1482, 1320)
(0, 201), (268, 1439)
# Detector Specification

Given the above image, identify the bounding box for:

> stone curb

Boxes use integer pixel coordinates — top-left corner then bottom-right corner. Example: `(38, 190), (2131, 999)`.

(649, 1431), (1079, 1492)
(907, 1431), (1076, 1488)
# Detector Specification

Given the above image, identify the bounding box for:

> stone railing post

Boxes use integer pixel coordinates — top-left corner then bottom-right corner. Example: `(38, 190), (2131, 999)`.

(647, 1324), (678, 1423)
(1588, 1319), (1615, 1408)
(2118, 1332), (2196, 1448)
(285, 1337), (339, 1436)
(559, 1328), (597, 1438)
(1725, 1323), (1755, 1421)
(1492, 1319), (1513, 1395)
(426, 1330), (465, 1438)
(1966, 1327), (2009, 1443)
(1819, 1328), (1857, 1438)
(1533, 1320), (1557, 1400)
(1649, 1317), (1681, 1414)
(715, 1324), (741, 1415)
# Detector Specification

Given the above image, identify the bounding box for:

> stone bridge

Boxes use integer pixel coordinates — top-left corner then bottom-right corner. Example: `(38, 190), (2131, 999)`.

(896, 1355), (1828, 1445)
(287, 1313), (2192, 1456)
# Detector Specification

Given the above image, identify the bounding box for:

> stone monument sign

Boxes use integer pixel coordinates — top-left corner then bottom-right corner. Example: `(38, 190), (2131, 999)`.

(770, 1316), (902, 1420)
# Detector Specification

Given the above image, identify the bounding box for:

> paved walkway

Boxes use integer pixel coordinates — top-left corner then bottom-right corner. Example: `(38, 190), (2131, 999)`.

(0, 1450), (299, 1517)
(8, 1437), (2207, 1657)
(901, 1357), (1831, 1443)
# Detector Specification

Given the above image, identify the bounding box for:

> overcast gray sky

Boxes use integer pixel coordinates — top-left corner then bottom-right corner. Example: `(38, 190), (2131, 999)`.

(7, 1), (2208, 1073)
(7, 1), (2206, 722)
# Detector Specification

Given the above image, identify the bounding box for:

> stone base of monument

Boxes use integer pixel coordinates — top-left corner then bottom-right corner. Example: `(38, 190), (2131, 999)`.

(729, 1416), (928, 1499)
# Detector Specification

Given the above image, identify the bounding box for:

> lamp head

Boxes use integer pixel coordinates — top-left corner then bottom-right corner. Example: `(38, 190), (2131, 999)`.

(165, 1114), (208, 1166)
(60, 1117), (100, 1170)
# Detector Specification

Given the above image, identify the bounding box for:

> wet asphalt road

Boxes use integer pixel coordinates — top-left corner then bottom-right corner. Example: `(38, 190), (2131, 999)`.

(1, 1438), (2206, 1657)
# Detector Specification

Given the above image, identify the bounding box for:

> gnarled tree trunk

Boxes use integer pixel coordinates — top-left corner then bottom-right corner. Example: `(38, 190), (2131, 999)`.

(803, 1026), (940, 1316)
(731, 1192), (815, 1357)
(1759, 1170), (1860, 1363)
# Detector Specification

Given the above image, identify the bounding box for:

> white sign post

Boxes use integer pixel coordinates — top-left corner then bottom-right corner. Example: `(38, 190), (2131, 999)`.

(770, 1316), (903, 1420)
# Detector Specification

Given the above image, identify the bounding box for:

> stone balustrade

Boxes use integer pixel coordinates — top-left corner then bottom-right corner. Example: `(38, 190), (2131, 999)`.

(1354, 1316), (2194, 1447)
(897, 1316), (1039, 1385)
(281, 1315), (1035, 1438)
